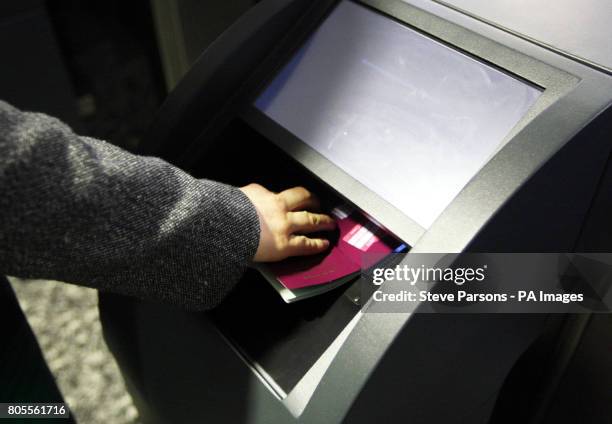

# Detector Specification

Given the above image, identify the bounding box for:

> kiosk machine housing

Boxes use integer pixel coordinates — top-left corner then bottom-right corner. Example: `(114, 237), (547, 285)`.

(99, 0), (612, 422)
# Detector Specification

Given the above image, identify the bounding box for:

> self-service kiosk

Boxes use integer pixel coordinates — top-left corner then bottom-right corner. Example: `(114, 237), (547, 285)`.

(99, 0), (612, 422)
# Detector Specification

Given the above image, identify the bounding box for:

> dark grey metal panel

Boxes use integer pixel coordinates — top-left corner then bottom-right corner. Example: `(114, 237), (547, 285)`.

(432, 0), (612, 73)
(543, 315), (612, 423)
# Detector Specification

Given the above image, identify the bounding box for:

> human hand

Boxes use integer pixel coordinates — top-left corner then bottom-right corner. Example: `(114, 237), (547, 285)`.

(239, 184), (336, 262)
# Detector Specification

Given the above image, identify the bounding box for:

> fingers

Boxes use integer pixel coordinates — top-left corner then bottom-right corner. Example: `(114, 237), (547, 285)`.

(288, 210), (336, 234)
(278, 186), (320, 212)
(287, 235), (330, 257)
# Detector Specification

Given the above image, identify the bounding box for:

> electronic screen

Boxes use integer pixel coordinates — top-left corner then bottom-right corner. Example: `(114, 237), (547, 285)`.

(255, 0), (541, 228)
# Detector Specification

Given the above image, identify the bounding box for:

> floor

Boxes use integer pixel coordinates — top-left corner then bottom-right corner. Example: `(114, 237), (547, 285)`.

(9, 278), (140, 424)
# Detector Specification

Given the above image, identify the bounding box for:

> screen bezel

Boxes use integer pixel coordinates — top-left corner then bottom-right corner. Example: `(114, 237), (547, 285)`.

(241, 0), (576, 246)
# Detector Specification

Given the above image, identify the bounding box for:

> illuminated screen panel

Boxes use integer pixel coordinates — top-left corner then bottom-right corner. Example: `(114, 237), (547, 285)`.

(255, 0), (541, 228)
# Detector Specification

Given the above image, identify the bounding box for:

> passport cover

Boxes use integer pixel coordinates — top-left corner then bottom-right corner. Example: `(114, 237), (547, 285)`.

(266, 206), (398, 291)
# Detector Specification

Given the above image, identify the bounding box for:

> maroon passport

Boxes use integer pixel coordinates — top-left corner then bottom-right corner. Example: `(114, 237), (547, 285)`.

(267, 206), (398, 291)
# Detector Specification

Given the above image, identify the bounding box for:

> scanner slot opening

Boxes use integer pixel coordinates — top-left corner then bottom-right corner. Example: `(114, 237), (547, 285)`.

(192, 118), (379, 395)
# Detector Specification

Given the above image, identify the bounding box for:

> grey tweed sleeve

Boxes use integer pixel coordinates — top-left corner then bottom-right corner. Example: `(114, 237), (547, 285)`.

(0, 100), (260, 311)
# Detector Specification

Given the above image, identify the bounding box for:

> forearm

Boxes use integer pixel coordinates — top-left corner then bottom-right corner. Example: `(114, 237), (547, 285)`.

(0, 100), (260, 310)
